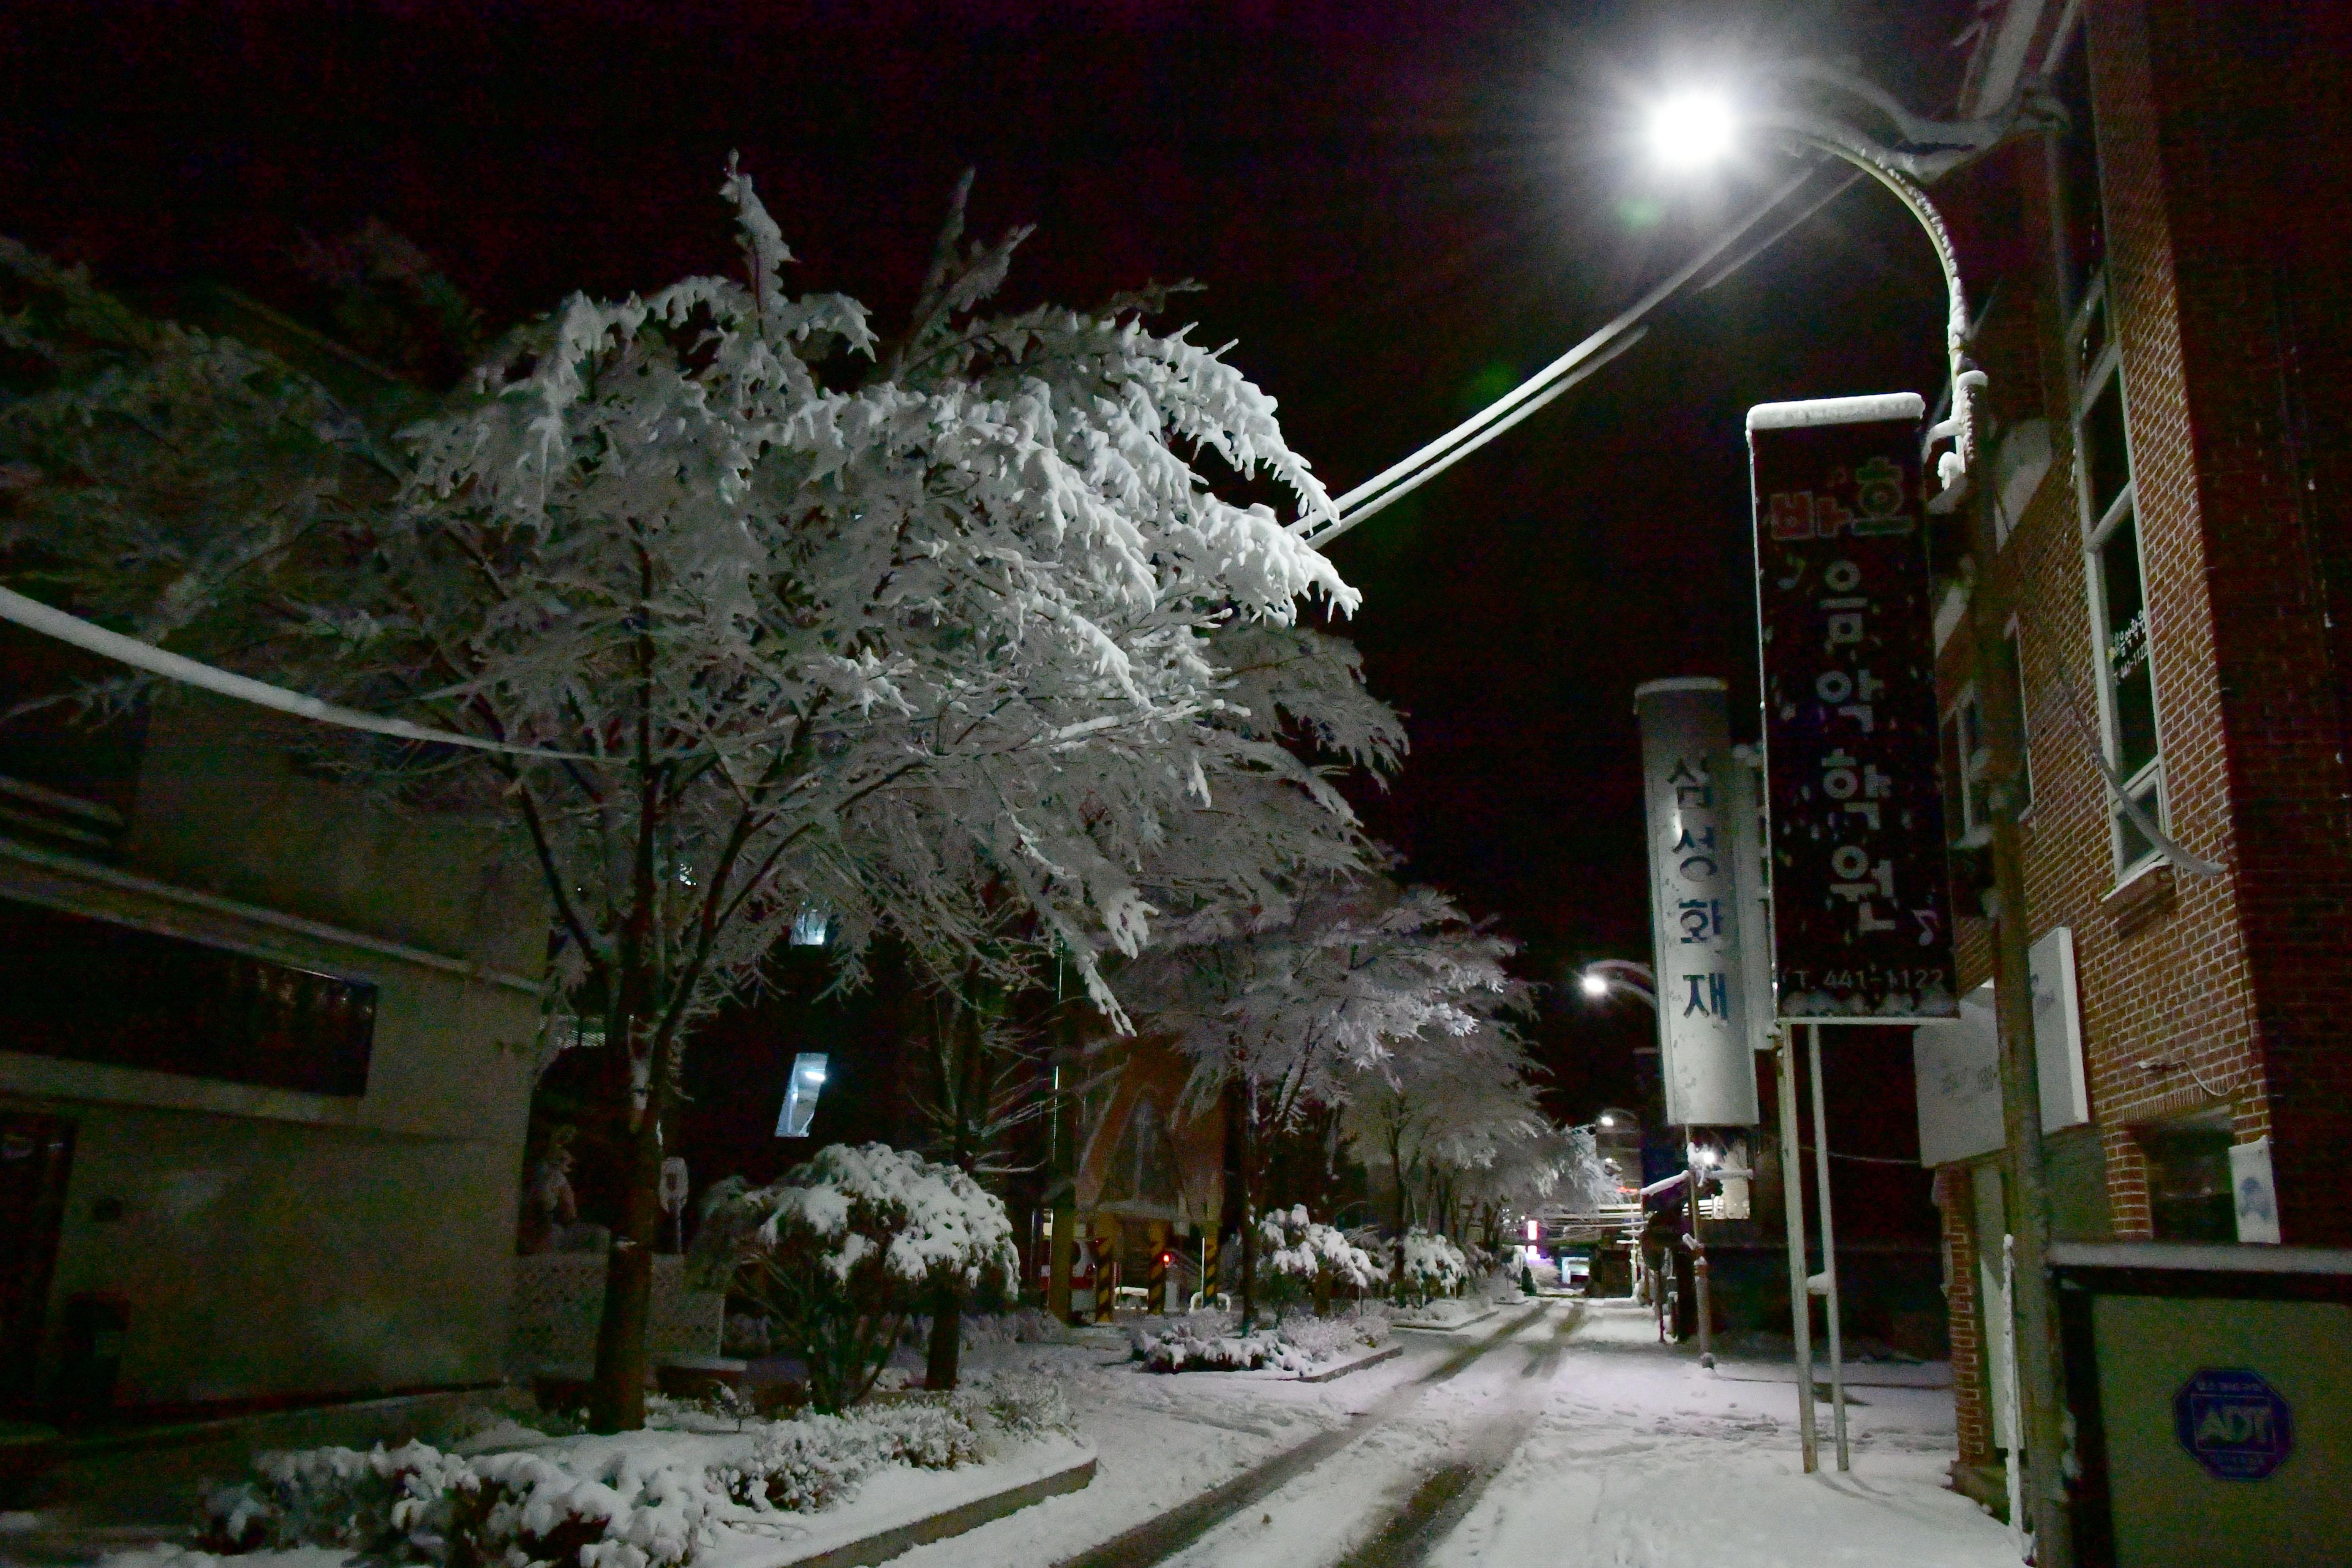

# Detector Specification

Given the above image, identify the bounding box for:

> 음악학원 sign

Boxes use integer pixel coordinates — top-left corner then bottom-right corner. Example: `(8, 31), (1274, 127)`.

(1748, 393), (1957, 1021)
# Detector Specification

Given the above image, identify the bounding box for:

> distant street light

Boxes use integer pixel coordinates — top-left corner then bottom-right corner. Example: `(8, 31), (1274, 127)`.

(1577, 958), (1657, 1010)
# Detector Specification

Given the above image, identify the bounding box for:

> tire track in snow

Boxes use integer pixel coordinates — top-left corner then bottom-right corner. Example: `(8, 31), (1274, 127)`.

(1332, 1304), (1589, 1568)
(1050, 1305), (1551, 1568)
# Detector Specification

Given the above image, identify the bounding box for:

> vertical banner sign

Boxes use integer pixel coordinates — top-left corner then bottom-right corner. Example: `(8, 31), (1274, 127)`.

(1636, 678), (1762, 1126)
(1748, 394), (1957, 1021)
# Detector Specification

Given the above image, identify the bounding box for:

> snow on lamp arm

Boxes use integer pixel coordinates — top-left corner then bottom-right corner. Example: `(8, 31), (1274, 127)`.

(1643, 65), (2065, 509)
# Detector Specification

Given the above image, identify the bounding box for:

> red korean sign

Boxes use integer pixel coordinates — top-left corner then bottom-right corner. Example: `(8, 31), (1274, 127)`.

(1748, 394), (1957, 1021)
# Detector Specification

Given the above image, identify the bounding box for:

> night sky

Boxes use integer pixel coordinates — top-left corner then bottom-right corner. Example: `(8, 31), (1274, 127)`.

(1, 0), (1972, 1141)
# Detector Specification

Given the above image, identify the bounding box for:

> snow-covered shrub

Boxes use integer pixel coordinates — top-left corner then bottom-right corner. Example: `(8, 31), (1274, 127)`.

(1277, 1312), (1390, 1363)
(1393, 1230), (1469, 1305)
(958, 1372), (1076, 1440)
(693, 1145), (1016, 1413)
(1257, 1206), (1387, 1315)
(199, 1441), (466, 1557)
(1134, 1325), (1312, 1375)
(862, 1401), (986, 1470)
(720, 1416), (875, 1515)
(201, 1441), (722, 1568)
(1131, 1309), (1380, 1375)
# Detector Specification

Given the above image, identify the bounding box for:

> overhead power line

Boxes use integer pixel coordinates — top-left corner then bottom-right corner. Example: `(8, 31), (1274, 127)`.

(1298, 161), (1840, 551)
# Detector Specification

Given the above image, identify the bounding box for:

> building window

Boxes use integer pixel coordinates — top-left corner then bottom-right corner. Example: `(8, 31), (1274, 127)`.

(1941, 686), (1990, 848)
(2072, 280), (2164, 877)
(2139, 1117), (2236, 1243)
(1939, 626), (2031, 847)
(2050, 19), (2104, 314)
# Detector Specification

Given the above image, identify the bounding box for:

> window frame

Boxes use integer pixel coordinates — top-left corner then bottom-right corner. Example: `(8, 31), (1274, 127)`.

(1941, 682), (1993, 849)
(2069, 276), (2167, 882)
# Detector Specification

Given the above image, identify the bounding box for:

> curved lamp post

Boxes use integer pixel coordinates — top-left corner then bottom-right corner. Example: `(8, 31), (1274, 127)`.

(1577, 958), (1657, 1008)
(1645, 65), (2071, 1557)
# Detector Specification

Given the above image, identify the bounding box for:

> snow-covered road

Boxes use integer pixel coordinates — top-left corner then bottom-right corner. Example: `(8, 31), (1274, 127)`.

(910, 1299), (2022, 1568)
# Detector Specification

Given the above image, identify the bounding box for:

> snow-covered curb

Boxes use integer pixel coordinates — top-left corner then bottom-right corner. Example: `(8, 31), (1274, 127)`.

(1295, 1342), (1402, 1383)
(1391, 1305), (1504, 1333)
(702, 1435), (1094, 1568)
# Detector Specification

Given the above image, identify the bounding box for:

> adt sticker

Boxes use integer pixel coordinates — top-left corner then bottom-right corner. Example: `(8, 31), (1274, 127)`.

(2174, 1368), (2293, 1481)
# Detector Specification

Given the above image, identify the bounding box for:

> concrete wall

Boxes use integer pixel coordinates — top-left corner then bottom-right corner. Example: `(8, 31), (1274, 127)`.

(0, 689), (545, 1408)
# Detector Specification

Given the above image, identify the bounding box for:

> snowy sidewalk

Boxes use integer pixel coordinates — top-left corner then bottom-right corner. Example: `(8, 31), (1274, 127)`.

(1429, 1302), (2017, 1568)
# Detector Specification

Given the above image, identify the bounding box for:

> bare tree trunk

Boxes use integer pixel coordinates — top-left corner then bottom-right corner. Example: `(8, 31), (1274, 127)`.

(1388, 1122), (1408, 1297)
(927, 980), (989, 1391)
(589, 994), (671, 1432)
(1236, 1085), (1259, 1330)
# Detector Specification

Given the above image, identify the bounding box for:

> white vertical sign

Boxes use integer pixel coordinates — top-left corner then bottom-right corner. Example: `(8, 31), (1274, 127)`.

(1636, 678), (1762, 1127)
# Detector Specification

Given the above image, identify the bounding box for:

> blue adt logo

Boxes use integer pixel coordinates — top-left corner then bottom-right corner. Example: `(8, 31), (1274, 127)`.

(2174, 1368), (2293, 1482)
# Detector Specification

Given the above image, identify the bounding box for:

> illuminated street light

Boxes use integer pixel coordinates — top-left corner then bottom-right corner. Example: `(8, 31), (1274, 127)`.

(1645, 90), (1736, 170)
(1578, 958), (1657, 1010)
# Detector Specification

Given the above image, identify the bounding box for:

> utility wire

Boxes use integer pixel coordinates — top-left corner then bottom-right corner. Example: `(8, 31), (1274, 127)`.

(1299, 161), (1837, 550)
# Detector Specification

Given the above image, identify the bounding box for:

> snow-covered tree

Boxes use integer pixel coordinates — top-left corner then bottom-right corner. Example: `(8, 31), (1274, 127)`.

(0, 166), (1393, 1427)
(1122, 873), (1521, 1325)
(1338, 1003), (1562, 1278)
(691, 1144), (1015, 1412)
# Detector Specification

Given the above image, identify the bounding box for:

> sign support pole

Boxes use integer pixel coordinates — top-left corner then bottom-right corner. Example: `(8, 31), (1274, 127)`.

(1687, 1135), (1713, 1368)
(1808, 1022), (1851, 1471)
(1775, 1024), (1818, 1474)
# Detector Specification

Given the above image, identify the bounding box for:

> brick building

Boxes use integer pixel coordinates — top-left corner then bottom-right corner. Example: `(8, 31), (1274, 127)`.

(1910, 0), (2352, 1491)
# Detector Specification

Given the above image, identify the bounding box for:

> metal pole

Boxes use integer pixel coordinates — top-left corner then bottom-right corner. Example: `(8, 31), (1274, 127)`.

(1808, 1023), (1850, 1471)
(2002, 1234), (2026, 1562)
(1687, 1139), (1714, 1369)
(1775, 1025), (1818, 1473)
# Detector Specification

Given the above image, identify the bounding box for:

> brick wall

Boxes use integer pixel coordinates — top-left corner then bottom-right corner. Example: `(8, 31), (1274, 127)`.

(1935, 1165), (1995, 1471)
(1929, 0), (2352, 1253)
(2116, 0), (2352, 1246)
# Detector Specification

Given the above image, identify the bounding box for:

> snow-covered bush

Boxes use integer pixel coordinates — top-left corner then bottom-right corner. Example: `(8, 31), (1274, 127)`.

(1257, 1205), (1387, 1314)
(693, 1145), (1016, 1412)
(957, 1372), (1076, 1440)
(199, 1441), (466, 1558)
(1277, 1312), (1390, 1362)
(1393, 1230), (1469, 1305)
(204, 1377), (1075, 1561)
(1130, 1309), (1380, 1374)
(203, 1441), (723, 1568)
(719, 1418), (870, 1515)
(1134, 1325), (1312, 1375)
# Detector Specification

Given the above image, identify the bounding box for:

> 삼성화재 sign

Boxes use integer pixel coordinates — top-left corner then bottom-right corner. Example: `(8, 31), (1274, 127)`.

(1748, 393), (1957, 1021)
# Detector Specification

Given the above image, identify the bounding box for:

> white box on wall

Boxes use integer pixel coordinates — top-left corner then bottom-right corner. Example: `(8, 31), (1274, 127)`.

(2031, 926), (2089, 1130)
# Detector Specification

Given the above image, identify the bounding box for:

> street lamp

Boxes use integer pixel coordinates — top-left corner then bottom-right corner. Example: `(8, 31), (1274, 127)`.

(1638, 69), (2051, 501)
(1644, 60), (2072, 1555)
(1577, 958), (1656, 1009)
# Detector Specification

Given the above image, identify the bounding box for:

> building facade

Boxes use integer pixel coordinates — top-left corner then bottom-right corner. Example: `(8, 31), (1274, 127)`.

(1917, 0), (2352, 1488)
(0, 640), (545, 1416)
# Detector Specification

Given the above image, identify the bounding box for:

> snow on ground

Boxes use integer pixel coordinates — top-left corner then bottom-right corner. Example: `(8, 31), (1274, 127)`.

(79, 1300), (2013, 1568)
(899, 1299), (2016, 1568)
(886, 1322), (1400, 1568)
(1429, 1302), (2015, 1568)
